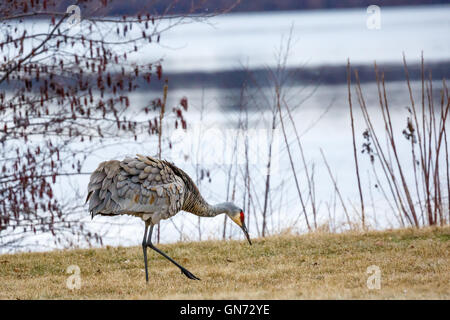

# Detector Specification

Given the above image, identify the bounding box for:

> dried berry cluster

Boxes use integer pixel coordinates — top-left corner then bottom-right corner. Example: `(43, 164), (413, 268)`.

(0, 0), (194, 250)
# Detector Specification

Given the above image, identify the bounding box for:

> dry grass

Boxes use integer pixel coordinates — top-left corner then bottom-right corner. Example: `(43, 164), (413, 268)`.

(0, 227), (449, 299)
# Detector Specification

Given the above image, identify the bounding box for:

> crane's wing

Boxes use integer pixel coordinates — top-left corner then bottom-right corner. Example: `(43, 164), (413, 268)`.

(86, 155), (185, 221)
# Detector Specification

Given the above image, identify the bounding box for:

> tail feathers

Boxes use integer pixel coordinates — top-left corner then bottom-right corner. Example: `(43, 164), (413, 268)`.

(87, 160), (121, 219)
(88, 189), (119, 219)
(88, 190), (105, 216)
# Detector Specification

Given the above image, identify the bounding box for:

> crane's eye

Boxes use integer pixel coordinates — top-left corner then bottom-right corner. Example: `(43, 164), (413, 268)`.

(240, 210), (244, 223)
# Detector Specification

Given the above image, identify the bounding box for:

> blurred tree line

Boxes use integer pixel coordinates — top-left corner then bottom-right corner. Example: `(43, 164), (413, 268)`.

(56, 0), (449, 16)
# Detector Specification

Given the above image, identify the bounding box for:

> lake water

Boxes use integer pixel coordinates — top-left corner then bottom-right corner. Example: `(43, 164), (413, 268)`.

(138, 4), (450, 72)
(6, 4), (450, 72)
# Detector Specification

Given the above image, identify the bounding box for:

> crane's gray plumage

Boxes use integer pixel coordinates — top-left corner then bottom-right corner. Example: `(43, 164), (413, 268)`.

(86, 154), (251, 282)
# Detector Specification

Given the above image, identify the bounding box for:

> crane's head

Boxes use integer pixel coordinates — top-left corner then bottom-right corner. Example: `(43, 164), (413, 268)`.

(223, 202), (252, 245)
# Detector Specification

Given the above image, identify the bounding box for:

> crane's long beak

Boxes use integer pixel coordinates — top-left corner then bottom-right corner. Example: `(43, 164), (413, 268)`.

(241, 223), (252, 245)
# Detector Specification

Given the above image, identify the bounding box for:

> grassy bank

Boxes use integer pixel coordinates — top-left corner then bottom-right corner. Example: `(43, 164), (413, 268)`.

(0, 227), (449, 299)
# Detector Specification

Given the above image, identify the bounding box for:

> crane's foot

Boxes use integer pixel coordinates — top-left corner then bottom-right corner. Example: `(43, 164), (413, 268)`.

(180, 267), (201, 280)
(144, 225), (200, 280)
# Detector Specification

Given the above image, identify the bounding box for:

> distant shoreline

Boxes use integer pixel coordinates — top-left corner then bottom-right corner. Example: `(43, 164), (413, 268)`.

(2, 61), (448, 91)
(57, 1), (449, 17)
(144, 60), (450, 90)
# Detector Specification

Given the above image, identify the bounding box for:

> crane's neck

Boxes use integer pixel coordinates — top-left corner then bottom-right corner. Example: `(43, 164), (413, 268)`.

(205, 202), (231, 217)
(174, 165), (229, 217)
(183, 196), (229, 217)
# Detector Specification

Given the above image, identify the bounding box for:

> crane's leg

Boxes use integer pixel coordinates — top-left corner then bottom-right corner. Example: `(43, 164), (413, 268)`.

(142, 223), (150, 283)
(146, 225), (200, 280)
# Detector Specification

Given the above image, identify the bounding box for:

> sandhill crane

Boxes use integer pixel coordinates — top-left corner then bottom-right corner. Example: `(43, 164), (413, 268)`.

(86, 154), (251, 282)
